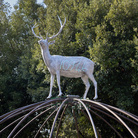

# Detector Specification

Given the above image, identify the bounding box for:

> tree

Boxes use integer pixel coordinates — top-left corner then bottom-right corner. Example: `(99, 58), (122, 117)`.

(89, 0), (138, 112)
(0, 0), (23, 114)
(0, 0), (42, 114)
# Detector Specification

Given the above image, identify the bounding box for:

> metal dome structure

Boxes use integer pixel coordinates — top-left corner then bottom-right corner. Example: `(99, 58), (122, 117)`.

(0, 96), (138, 138)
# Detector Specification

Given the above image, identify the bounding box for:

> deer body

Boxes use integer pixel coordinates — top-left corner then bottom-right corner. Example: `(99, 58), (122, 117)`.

(32, 16), (98, 99)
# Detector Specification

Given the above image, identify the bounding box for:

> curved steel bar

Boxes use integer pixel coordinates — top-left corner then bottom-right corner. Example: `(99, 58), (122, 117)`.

(0, 104), (54, 133)
(34, 106), (60, 138)
(8, 98), (64, 138)
(113, 111), (138, 126)
(0, 101), (44, 119)
(0, 101), (45, 122)
(49, 98), (70, 138)
(0, 98), (65, 123)
(80, 109), (102, 138)
(1, 103), (56, 125)
(90, 105), (121, 123)
(74, 98), (98, 138)
(89, 109), (123, 138)
(90, 104), (138, 126)
(73, 109), (80, 138)
(102, 103), (138, 121)
(1, 106), (42, 124)
(90, 105), (138, 136)
(118, 114), (137, 126)
(0, 115), (25, 133)
(82, 99), (136, 138)
(1, 97), (137, 138)
(13, 105), (56, 138)
(85, 102), (137, 137)
(56, 104), (68, 137)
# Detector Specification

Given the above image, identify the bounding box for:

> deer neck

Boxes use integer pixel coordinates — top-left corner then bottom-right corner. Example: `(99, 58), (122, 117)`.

(41, 47), (52, 67)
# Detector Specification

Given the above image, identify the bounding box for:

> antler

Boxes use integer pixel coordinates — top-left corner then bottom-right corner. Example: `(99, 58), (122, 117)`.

(32, 23), (43, 39)
(48, 16), (66, 40)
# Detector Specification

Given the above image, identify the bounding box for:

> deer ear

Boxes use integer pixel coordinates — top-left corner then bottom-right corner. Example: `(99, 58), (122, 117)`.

(49, 40), (55, 45)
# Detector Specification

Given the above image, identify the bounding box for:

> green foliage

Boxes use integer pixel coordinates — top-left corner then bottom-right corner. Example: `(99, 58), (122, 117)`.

(55, 115), (78, 137)
(78, 115), (95, 137)
(89, 0), (137, 111)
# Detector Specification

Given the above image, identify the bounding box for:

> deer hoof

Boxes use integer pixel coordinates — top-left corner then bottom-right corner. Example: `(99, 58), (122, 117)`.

(47, 95), (52, 99)
(58, 93), (62, 97)
(93, 96), (98, 100)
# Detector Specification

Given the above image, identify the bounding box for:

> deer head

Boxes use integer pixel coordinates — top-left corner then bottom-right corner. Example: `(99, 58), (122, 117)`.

(32, 16), (66, 49)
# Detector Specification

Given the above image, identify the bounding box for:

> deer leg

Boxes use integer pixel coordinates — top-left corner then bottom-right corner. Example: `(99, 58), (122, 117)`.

(81, 75), (90, 99)
(88, 74), (98, 100)
(56, 71), (62, 97)
(47, 74), (55, 99)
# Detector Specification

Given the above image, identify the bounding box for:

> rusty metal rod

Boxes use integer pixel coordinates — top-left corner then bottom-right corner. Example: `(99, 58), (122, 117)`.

(1, 103), (53, 126)
(0, 101), (44, 119)
(74, 98), (98, 138)
(89, 104), (138, 137)
(34, 106), (60, 138)
(0, 115), (25, 133)
(73, 109), (80, 138)
(89, 109), (123, 138)
(0, 97), (137, 138)
(8, 98), (64, 138)
(90, 106), (121, 123)
(13, 105), (56, 138)
(56, 104), (68, 138)
(0, 104), (55, 133)
(82, 99), (136, 138)
(80, 109), (102, 138)
(99, 103), (138, 121)
(90, 106), (138, 137)
(0, 98), (65, 123)
(0, 101), (45, 122)
(49, 98), (70, 138)
(89, 104), (138, 126)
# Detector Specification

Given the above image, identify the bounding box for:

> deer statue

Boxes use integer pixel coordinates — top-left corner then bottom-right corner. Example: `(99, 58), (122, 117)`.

(32, 16), (98, 100)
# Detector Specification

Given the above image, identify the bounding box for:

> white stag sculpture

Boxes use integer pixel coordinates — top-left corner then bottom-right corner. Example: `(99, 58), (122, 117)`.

(32, 16), (98, 99)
